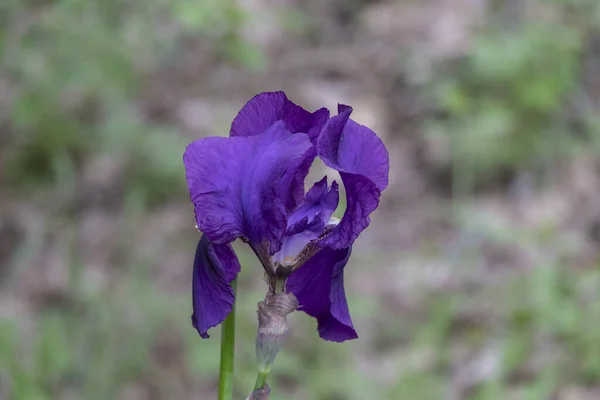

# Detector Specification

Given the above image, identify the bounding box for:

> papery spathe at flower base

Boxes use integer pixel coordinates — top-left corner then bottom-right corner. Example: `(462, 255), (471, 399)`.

(184, 91), (389, 342)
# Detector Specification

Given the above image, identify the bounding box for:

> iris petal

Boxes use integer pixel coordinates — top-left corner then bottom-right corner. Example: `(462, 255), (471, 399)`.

(275, 178), (338, 263)
(317, 105), (389, 250)
(191, 235), (241, 338)
(287, 247), (358, 342)
(230, 91), (330, 211)
(286, 177), (339, 235)
(230, 91), (329, 142)
(184, 121), (313, 254)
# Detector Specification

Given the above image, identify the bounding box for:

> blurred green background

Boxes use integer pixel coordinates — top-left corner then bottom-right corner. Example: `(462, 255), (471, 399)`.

(2, 0), (600, 399)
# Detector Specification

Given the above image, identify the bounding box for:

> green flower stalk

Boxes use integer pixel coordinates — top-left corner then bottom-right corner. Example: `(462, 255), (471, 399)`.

(218, 280), (237, 400)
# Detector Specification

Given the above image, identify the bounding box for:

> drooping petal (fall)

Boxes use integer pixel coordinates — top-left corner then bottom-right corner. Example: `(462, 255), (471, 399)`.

(317, 105), (389, 250)
(184, 121), (313, 254)
(191, 235), (241, 338)
(287, 247), (357, 342)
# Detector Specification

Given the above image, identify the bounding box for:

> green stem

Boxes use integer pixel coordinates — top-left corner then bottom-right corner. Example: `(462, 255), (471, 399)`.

(254, 370), (269, 391)
(219, 279), (237, 400)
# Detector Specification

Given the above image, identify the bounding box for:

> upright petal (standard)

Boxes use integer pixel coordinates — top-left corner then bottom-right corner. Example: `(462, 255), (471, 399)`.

(317, 105), (390, 250)
(184, 121), (313, 254)
(230, 91), (330, 211)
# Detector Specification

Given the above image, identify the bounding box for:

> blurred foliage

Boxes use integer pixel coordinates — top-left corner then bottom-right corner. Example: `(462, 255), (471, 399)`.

(174, 0), (266, 70)
(0, 0), (264, 203)
(428, 0), (600, 190)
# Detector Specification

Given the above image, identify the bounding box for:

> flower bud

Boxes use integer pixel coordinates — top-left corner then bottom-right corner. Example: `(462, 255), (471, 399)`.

(255, 292), (298, 373)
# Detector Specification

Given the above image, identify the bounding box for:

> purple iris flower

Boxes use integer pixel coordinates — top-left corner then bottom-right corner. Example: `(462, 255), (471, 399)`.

(184, 92), (389, 342)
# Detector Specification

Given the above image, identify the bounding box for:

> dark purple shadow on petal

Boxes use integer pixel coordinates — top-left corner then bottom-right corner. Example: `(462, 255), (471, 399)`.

(287, 147), (317, 212)
(287, 247), (357, 342)
(229, 91), (330, 211)
(317, 105), (390, 250)
(184, 121), (313, 254)
(284, 101), (328, 210)
(191, 235), (241, 338)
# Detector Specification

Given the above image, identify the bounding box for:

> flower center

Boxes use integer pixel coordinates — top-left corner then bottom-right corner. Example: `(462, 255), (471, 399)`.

(282, 256), (295, 265)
